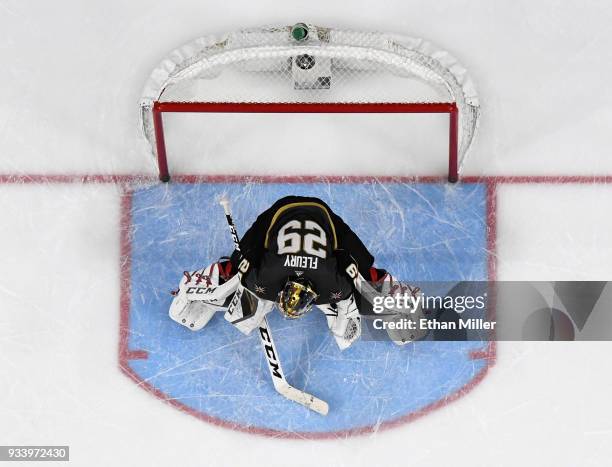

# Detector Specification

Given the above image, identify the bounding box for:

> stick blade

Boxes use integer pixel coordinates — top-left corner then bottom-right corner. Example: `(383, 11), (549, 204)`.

(280, 384), (329, 416)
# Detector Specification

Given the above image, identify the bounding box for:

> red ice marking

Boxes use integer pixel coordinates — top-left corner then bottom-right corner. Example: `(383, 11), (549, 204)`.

(484, 175), (612, 184)
(126, 350), (148, 360)
(470, 343), (496, 361)
(119, 188), (149, 363)
(484, 179), (498, 365)
(486, 179), (498, 283)
(2, 173), (612, 185)
(170, 174), (449, 184)
(0, 174), (157, 184)
(116, 344), (493, 440)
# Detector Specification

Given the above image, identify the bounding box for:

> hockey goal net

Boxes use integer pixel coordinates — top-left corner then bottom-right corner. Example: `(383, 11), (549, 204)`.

(140, 24), (480, 182)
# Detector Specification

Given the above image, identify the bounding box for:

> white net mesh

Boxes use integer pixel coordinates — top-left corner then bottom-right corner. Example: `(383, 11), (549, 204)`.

(140, 24), (480, 178)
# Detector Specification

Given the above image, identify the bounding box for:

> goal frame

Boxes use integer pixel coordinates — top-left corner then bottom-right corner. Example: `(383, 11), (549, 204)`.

(151, 101), (460, 183)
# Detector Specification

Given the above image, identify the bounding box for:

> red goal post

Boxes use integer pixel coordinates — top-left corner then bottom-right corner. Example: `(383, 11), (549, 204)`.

(141, 24), (478, 183)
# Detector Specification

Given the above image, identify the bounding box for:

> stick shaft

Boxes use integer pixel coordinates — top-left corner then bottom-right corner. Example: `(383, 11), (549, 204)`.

(219, 198), (241, 251)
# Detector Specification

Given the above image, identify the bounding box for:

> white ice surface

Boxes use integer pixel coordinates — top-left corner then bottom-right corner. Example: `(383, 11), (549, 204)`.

(1, 1), (612, 466)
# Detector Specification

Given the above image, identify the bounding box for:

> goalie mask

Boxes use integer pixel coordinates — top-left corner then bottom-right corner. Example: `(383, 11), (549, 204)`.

(278, 278), (318, 319)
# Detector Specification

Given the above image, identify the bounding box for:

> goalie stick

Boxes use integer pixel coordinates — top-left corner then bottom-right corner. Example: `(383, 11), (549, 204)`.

(219, 197), (329, 416)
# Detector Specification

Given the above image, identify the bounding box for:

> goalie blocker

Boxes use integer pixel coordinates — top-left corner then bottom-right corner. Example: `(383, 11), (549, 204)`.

(170, 196), (426, 347)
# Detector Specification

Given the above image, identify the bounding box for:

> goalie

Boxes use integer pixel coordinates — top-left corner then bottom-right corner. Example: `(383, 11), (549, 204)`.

(169, 195), (426, 349)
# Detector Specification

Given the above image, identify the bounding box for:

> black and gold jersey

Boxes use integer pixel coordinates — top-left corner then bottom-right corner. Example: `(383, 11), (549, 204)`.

(231, 196), (375, 305)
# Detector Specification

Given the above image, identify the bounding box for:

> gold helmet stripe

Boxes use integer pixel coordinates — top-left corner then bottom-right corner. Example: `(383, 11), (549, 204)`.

(264, 202), (338, 249)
